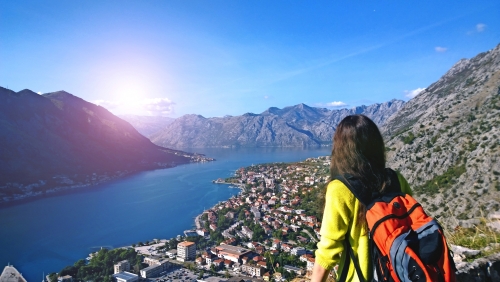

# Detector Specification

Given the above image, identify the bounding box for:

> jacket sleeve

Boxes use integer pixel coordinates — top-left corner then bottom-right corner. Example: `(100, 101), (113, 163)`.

(315, 180), (355, 270)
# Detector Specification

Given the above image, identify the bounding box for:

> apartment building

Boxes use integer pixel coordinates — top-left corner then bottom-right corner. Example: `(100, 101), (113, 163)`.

(139, 260), (169, 278)
(177, 241), (196, 262)
(114, 260), (131, 274)
(241, 263), (265, 277)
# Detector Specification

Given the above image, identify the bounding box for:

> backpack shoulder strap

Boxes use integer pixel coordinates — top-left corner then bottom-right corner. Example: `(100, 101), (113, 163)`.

(333, 168), (403, 206)
(383, 168), (402, 194)
(338, 239), (366, 282)
(333, 174), (372, 207)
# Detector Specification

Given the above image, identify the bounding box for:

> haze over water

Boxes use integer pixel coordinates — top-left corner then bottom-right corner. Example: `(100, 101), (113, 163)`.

(0, 147), (331, 282)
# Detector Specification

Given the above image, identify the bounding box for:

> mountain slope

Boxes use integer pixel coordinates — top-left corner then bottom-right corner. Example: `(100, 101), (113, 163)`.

(0, 88), (193, 196)
(383, 43), (500, 227)
(151, 100), (405, 148)
(119, 115), (175, 137)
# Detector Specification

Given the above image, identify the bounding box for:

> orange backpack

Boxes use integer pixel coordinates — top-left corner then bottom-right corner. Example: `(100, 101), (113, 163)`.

(335, 168), (456, 282)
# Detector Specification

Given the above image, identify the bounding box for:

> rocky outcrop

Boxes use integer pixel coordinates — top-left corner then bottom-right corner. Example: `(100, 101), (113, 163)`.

(455, 253), (500, 282)
(150, 100), (405, 148)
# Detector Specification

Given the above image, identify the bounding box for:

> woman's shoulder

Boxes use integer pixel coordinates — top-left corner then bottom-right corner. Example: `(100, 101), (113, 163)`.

(324, 179), (358, 216)
(326, 179), (356, 202)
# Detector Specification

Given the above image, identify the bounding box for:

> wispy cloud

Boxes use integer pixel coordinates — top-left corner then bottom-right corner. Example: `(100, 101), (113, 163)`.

(435, 46), (448, 53)
(476, 23), (486, 32)
(143, 98), (175, 116)
(468, 23), (487, 35)
(93, 98), (176, 116)
(316, 101), (348, 108)
(404, 88), (425, 99)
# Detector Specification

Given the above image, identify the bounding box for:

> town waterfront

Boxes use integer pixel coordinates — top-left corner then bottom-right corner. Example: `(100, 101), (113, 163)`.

(0, 147), (331, 282)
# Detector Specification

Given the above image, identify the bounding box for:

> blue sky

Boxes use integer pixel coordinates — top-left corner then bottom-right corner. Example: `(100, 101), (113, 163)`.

(1, 1), (499, 118)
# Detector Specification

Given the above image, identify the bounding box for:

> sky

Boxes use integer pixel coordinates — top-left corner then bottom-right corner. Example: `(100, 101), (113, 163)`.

(1, 1), (499, 118)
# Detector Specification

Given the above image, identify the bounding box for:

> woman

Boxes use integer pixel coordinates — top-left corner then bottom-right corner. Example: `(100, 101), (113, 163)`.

(311, 115), (412, 282)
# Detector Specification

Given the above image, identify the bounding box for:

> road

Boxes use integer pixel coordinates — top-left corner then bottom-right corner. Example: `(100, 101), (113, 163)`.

(302, 229), (318, 243)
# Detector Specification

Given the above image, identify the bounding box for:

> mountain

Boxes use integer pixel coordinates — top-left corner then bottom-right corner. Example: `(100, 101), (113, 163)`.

(119, 115), (175, 137)
(382, 43), (500, 227)
(0, 88), (195, 198)
(150, 100), (405, 148)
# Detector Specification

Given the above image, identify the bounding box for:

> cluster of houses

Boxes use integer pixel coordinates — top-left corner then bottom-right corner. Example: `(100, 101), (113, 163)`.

(193, 242), (316, 280)
(193, 157), (331, 279)
(204, 159), (329, 242)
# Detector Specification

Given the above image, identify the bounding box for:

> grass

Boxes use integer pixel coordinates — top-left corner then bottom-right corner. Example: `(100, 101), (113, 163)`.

(444, 218), (500, 258)
(440, 202), (500, 258)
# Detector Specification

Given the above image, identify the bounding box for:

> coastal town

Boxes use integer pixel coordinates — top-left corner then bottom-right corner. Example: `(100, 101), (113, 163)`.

(3, 156), (332, 282)
(126, 156), (331, 282)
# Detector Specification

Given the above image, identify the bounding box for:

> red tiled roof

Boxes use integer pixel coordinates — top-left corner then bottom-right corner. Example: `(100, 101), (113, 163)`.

(178, 241), (195, 247)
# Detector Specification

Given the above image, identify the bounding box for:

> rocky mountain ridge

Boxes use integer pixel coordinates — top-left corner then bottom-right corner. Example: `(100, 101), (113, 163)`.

(383, 43), (500, 228)
(150, 100), (405, 148)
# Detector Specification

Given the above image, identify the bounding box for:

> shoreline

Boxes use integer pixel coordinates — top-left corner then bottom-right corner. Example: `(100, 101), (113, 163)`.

(1, 148), (335, 281)
(0, 159), (212, 208)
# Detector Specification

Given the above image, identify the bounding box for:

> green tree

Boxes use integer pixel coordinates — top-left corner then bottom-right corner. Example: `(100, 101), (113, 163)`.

(48, 273), (57, 282)
(59, 265), (77, 277)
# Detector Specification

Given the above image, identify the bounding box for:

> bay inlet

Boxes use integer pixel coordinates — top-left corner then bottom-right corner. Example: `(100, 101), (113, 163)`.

(0, 147), (331, 282)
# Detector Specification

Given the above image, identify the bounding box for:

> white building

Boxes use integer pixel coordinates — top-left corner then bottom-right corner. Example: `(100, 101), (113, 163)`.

(241, 264), (265, 277)
(241, 226), (254, 239)
(165, 249), (177, 259)
(291, 247), (307, 256)
(114, 260), (131, 274)
(113, 272), (138, 282)
(214, 244), (252, 263)
(177, 241), (196, 261)
(139, 260), (169, 278)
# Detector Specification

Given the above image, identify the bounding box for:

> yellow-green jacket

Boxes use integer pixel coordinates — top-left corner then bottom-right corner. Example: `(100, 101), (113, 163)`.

(315, 172), (412, 281)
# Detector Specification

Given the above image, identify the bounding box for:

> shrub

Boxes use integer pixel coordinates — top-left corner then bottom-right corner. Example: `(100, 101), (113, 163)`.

(401, 132), (416, 145)
(431, 134), (440, 144)
(415, 164), (466, 195)
(467, 114), (476, 122)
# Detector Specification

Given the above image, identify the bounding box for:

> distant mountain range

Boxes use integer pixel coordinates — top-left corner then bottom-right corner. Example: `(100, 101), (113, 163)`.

(382, 43), (500, 227)
(0, 88), (195, 196)
(145, 100), (405, 148)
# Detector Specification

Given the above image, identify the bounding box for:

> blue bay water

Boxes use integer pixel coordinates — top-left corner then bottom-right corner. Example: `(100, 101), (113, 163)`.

(0, 147), (331, 282)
